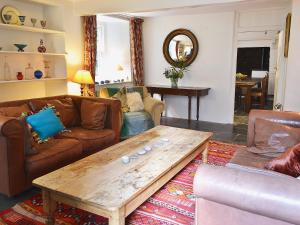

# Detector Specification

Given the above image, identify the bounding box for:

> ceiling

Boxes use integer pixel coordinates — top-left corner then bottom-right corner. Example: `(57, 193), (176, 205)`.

(70, 0), (291, 16)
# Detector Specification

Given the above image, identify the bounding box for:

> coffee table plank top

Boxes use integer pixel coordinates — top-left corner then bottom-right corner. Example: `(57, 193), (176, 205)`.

(33, 126), (212, 212)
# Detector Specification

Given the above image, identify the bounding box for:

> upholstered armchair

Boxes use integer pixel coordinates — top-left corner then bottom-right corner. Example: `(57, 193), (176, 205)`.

(193, 110), (300, 225)
(99, 86), (165, 139)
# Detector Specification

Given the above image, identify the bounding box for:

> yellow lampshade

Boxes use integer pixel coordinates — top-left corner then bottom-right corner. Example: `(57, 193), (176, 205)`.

(72, 70), (94, 84)
(116, 64), (124, 71)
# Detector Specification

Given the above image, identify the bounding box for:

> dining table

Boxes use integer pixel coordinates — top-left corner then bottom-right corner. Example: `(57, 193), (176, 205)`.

(235, 78), (263, 113)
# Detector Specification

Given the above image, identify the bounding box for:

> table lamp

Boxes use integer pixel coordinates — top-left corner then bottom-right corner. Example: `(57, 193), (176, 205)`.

(72, 70), (94, 96)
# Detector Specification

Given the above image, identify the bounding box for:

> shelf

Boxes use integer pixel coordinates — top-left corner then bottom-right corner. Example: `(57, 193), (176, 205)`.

(0, 77), (66, 84)
(0, 51), (66, 56)
(0, 23), (65, 34)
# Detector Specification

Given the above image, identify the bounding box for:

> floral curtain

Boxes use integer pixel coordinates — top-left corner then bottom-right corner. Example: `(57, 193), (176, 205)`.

(130, 18), (144, 86)
(83, 16), (97, 96)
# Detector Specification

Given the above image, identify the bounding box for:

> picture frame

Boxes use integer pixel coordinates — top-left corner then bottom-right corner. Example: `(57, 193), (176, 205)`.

(284, 13), (292, 58)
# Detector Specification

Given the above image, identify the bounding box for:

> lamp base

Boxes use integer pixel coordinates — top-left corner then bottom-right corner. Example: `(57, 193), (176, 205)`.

(80, 84), (90, 97)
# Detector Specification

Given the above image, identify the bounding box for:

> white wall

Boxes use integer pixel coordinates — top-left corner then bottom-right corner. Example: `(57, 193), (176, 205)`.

(95, 18), (131, 83)
(284, 0), (300, 111)
(143, 12), (236, 123)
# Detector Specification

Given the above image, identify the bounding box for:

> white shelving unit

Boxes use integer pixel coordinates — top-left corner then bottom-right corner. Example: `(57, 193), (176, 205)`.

(0, 50), (67, 56)
(0, 77), (66, 84)
(0, 0), (67, 84)
(0, 23), (65, 34)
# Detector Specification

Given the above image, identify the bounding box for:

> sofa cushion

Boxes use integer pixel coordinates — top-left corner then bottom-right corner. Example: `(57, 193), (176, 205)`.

(265, 143), (300, 177)
(29, 98), (80, 128)
(121, 111), (154, 139)
(230, 147), (273, 169)
(81, 100), (107, 130)
(249, 118), (300, 157)
(126, 92), (144, 112)
(57, 127), (115, 155)
(26, 138), (83, 180)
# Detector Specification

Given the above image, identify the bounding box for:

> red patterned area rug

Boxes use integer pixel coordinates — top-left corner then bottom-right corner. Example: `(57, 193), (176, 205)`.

(0, 141), (240, 225)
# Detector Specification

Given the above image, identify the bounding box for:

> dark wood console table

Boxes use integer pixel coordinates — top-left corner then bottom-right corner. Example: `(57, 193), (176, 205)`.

(147, 85), (210, 121)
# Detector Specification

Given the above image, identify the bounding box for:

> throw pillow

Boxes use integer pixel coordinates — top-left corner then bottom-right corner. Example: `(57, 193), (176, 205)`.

(126, 92), (144, 112)
(0, 104), (31, 117)
(247, 118), (300, 157)
(127, 86), (144, 99)
(113, 87), (130, 113)
(26, 107), (65, 143)
(81, 100), (107, 130)
(265, 143), (300, 177)
(29, 98), (80, 127)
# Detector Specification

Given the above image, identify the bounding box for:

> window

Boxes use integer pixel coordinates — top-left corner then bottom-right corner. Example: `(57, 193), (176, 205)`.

(96, 15), (132, 84)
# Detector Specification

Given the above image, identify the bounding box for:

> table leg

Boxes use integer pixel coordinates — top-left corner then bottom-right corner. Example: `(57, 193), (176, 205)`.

(161, 94), (164, 101)
(245, 87), (252, 113)
(109, 208), (125, 225)
(150, 92), (154, 97)
(196, 96), (200, 121)
(188, 96), (192, 121)
(202, 143), (209, 164)
(42, 190), (56, 225)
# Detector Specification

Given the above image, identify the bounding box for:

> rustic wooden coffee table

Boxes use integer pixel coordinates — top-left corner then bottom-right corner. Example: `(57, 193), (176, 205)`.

(33, 125), (212, 225)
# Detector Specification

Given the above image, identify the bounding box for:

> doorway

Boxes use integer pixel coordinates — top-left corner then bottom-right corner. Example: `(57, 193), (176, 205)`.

(234, 45), (277, 125)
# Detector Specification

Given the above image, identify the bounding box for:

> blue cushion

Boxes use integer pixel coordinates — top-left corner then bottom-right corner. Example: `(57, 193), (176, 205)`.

(26, 108), (65, 141)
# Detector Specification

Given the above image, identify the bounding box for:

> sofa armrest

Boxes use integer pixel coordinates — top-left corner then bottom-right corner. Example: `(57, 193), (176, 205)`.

(193, 164), (300, 225)
(70, 96), (122, 143)
(143, 96), (165, 126)
(248, 109), (300, 146)
(0, 116), (26, 196)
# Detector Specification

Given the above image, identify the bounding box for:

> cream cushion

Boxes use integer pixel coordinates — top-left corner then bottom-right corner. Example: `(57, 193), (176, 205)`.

(126, 92), (144, 112)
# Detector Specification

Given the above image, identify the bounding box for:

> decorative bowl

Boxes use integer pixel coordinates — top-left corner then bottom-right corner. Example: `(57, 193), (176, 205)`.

(40, 20), (46, 29)
(18, 16), (26, 25)
(3, 14), (12, 24)
(14, 44), (27, 52)
(31, 18), (37, 27)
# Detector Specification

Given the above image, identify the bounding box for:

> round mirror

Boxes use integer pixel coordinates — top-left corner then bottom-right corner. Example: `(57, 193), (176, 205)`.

(163, 29), (198, 67)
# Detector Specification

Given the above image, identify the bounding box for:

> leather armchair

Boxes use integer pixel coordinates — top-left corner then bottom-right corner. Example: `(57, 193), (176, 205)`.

(193, 110), (300, 225)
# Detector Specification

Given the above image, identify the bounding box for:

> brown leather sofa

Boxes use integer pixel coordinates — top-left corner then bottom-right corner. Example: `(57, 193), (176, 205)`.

(0, 95), (121, 197)
(194, 110), (300, 225)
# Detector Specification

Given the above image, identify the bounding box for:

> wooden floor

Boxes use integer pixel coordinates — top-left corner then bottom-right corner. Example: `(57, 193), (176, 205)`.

(161, 117), (247, 145)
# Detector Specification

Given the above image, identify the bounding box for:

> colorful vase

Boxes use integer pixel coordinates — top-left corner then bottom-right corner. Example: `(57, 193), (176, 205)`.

(17, 72), (24, 80)
(37, 39), (46, 53)
(34, 70), (43, 79)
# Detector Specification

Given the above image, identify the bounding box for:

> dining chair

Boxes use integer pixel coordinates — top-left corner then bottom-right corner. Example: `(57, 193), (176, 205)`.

(251, 74), (268, 108)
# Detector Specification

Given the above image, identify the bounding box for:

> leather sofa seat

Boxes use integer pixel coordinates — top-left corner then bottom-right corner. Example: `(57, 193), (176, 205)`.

(57, 127), (115, 155)
(26, 139), (83, 180)
(229, 147), (273, 169)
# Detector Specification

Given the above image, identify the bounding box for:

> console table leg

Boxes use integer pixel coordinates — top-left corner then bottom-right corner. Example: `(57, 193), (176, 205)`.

(188, 96), (192, 121)
(42, 190), (56, 225)
(196, 96), (200, 121)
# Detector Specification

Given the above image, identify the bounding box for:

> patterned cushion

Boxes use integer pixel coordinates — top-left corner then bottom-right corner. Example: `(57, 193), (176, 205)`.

(112, 87), (130, 113)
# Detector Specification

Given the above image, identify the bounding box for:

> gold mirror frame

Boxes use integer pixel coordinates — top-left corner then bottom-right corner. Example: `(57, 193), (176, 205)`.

(163, 29), (199, 67)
